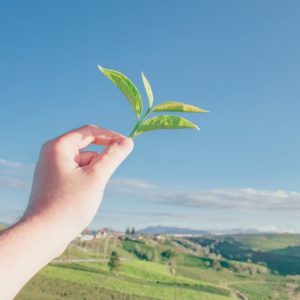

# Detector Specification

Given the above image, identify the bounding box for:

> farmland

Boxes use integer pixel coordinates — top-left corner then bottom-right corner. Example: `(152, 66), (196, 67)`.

(16, 233), (300, 300)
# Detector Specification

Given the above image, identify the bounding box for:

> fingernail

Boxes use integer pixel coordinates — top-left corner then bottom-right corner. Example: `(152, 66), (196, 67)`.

(116, 137), (128, 145)
(116, 138), (134, 150)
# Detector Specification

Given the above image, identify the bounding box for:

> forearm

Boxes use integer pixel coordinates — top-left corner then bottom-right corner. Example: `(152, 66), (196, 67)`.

(0, 214), (70, 300)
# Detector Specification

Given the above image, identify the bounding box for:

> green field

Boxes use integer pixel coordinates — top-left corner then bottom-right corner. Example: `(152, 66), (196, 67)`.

(16, 234), (300, 299)
(233, 234), (300, 251)
(190, 234), (300, 275)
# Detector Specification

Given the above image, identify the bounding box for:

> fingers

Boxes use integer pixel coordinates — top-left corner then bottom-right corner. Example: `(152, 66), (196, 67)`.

(90, 137), (134, 185)
(75, 151), (98, 167)
(56, 125), (125, 150)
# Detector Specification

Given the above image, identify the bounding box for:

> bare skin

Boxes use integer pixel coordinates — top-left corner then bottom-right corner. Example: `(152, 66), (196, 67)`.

(0, 125), (134, 300)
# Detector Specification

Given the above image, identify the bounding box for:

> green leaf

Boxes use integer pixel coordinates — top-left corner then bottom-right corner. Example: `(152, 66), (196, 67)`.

(132, 115), (199, 138)
(98, 65), (143, 119)
(141, 72), (154, 108)
(153, 101), (208, 113)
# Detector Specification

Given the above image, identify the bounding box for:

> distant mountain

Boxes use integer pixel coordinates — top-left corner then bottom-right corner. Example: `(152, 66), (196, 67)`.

(212, 228), (264, 235)
(138, 225), (209, 235)
(138, 225), (282, 236)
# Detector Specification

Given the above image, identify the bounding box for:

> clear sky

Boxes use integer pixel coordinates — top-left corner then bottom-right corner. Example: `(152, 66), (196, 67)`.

(1, 1), (300, 232)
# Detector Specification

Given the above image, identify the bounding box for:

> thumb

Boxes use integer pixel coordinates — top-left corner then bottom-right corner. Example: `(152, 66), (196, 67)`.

(91, 137), (134, 184)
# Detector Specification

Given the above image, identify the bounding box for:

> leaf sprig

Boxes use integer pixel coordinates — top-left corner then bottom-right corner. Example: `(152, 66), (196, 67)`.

(98, 65), (208, 138)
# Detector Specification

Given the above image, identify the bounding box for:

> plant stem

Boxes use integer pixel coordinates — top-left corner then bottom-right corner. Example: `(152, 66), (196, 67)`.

(128, 108), (153, 138)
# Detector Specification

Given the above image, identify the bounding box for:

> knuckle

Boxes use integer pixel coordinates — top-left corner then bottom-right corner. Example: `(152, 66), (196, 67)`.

(41, 138), (65, 156)
(83, 124), (98, 130)
(41, 140), (53, 153)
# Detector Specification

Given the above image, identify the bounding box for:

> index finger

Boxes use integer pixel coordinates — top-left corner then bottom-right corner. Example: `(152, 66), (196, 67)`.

(56, 124), (125, 150)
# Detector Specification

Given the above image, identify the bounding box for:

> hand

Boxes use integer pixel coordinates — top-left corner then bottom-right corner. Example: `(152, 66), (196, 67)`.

(0, 125), (133, 300)
(23, 124), (134, 241)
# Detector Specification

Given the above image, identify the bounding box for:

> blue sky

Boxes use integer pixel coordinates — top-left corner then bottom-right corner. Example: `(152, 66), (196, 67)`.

(0, 1), (300, 232)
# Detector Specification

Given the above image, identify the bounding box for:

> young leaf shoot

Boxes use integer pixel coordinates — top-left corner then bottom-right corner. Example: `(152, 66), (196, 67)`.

(141, 72), (153, 109)
(98, 65), (208, 138)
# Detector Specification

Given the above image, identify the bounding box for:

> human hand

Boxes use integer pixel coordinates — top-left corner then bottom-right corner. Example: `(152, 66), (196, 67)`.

(23, 124), (134, 244)
(0, 125), (133, 299)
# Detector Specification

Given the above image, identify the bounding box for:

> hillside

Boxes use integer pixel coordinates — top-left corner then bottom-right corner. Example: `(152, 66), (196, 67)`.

(189, 234), (300, 275)
(16, 233), (300, 300)
(232, 234), (300, 251)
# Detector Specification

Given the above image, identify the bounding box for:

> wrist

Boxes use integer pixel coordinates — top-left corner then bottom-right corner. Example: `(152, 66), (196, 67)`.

(19, 209), (74, 259)
(0, 213), (72, 299)
(23, 195), (87, 246)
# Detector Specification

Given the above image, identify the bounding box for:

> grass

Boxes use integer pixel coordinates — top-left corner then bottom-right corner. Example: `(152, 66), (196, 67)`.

(232, 234), (300, 251)
(231, 282), (288, 300)
(17, 274), (153, 300)
(18, 262), (231, 300)
(16, 234), (300, 300)
(190, 234), (300, 275)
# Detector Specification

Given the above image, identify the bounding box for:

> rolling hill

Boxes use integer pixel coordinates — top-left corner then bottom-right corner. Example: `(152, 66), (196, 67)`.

(16, 233), (300, 299)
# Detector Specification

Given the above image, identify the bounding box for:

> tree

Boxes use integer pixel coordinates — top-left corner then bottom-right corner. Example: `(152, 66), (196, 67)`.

(161, 249), (173, 260)
(125, 227), (130, 235)
(130, 227), (136, 235)
(108, 250), (120, 271)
